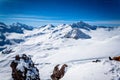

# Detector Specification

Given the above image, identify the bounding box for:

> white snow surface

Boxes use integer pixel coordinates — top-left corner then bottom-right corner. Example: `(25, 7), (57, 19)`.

(0, 24), (120, 80)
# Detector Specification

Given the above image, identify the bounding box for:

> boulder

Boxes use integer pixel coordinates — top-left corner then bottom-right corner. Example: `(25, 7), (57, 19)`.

(10, 54), (40, 80)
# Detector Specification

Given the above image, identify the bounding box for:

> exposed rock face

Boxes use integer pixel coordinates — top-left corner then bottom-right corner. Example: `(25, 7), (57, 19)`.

(64, 28), (91, 39)
(1, 48), (14, 54)
(10, 54), (40, 80)
(109, 56), (120, 61)
(51, 64), (68, 80)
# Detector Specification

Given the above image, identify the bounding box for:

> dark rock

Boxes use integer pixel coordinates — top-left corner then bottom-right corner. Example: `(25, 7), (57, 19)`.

(10, 54), (40, 80)
(51, 64), (68, 80)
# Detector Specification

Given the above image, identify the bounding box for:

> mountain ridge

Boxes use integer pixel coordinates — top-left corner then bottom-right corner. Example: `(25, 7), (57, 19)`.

(0, 21), (119, 51)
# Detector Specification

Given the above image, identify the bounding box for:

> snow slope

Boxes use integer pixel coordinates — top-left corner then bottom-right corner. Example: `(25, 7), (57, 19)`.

(0, 22), (120, 80)
(62, 60), (120, 80)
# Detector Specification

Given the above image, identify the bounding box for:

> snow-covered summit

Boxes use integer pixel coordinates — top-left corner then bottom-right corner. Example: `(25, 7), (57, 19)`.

(71, 21), (93, 30)
(64, 28), (91, 39)
(10, 22), (33, 33)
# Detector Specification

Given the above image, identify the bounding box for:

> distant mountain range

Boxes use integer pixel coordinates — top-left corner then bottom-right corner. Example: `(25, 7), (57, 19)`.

(0, 21), (118, 51)
(0, 22), (33, 51)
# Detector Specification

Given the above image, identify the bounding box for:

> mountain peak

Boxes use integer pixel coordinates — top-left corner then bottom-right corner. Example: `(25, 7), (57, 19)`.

(0, 22), (7, 26)
(73, 21), (91, 26)
(71, 21), (91, 30)
(71, 21), (98, 30)
(10, 22), (33, 31)
(64, 28), (91, 39)
(46, 24), (55, 27)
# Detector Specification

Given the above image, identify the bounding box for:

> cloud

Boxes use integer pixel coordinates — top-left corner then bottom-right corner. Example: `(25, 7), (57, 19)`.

(0, 14), (120, 27)
(0, 14), (79, 26)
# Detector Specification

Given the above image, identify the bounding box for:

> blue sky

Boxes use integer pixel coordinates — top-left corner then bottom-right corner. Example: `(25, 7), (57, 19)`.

(0, 0), (120, 26)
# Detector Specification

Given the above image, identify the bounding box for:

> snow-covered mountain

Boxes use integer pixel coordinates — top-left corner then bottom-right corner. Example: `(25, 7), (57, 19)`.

(71, 21), (115, 30)
(0, 21), (116, 51)
(71, 21), (96, 30)
(64, 28), (91, 39)
(0, 22), (33, 51)
(0, 21), (120, 80)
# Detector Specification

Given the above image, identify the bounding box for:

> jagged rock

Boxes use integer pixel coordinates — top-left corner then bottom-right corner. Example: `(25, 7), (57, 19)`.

(92, 59), (101, 63)
(10, 54), (40, 80)
(1, 48), (14, 54)
(51, 64), (68, 80)
(109, 56), (120, 61)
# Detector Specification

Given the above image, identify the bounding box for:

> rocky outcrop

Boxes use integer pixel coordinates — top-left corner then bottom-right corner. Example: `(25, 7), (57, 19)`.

(10, 54), (40, 80)
(51, 64), (68, 80)
(109, 56), (120, 61)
